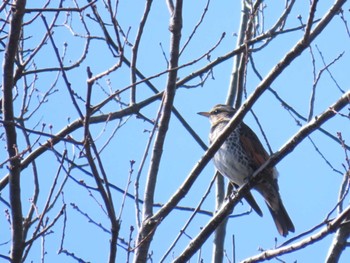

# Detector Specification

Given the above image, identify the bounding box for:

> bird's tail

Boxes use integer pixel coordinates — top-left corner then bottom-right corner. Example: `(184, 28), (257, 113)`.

(256, 181), (295, 237)
(266, 199), (294, 237)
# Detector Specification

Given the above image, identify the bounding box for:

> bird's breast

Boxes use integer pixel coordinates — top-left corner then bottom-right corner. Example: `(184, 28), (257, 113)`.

(211, 131), (252, 186)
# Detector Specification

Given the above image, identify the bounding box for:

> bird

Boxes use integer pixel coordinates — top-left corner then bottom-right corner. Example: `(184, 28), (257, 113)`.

(198, 104), (294, 237)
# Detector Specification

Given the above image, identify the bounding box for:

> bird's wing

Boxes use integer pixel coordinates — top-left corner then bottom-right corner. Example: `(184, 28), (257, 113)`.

(239, 123), (270, 171)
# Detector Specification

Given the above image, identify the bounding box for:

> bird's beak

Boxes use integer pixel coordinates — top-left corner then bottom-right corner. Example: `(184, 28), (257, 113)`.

(197, 111), (210, 117)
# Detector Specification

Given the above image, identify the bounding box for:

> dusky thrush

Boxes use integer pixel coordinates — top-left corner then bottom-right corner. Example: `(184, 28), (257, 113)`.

(198, 104), (294, 236)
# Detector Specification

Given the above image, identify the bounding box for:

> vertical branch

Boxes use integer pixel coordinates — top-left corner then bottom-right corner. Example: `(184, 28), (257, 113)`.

(211, 172), (226, 263)
(85, 68), (119, 263)
(130, 0), (153, 104)
(213, 1), (251, 261)
(325, 144), (350, 263)
(142, 0), (182, 219)
(105, 0), (123, 53)
(135, 101), (164, 229)
(134, 0), (183, 261)
(214, 1), (262, 262)
(2, 0), (26, 262)
(231, 0), (262, 108)
(226, 0), (250, 106)
(325, 208), (350, 263)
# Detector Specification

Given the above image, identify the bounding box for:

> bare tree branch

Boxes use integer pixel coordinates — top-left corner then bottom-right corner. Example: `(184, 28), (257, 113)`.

(130, 0), (153, 104)
(174, 90), (350, 262)
(0, 0), (348, 261)
(148, 0), (347, 241)
(2, 0), (26, 261)
(134, 0), (183, 261)
(243, 205), (350, 263)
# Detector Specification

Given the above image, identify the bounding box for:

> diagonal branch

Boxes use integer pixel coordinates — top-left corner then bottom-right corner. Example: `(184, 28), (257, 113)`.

(242, 205), (350, 263)
(0, 94), (160, 191)
(150, 0), (347, 231)
(174, 90), (350, 263)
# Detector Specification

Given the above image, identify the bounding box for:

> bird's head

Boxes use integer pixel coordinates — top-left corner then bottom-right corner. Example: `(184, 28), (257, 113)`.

(198, 104), (236, 125)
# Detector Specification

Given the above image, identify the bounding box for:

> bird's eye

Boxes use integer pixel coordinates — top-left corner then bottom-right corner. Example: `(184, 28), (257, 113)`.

(212, 109), (220, 115)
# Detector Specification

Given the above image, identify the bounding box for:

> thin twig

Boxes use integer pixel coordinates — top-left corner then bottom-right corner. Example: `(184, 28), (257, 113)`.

(130, 0), (153, 104)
